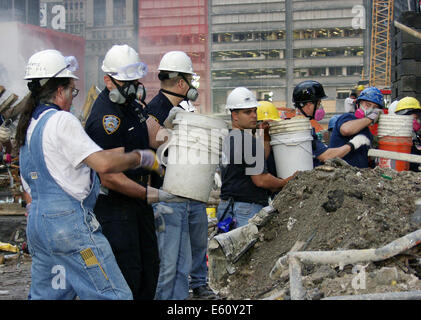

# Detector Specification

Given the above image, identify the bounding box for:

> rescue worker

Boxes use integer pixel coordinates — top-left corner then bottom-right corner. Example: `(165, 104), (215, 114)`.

(292, 80), (371, 167)
(217, 87), (297, 230)
(328, 87), (384, 168)
(16, 49), (159, 300)
(145, 51), (216, 300)
(344, 91), (357, 113)
(394, 97), (421, 172)
(84, 45), (183, 300)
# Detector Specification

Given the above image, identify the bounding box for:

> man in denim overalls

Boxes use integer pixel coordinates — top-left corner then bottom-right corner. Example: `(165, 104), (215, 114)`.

(17, 49), (162, 299)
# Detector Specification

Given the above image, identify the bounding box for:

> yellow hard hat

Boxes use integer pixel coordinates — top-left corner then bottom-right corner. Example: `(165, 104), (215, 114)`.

(356, 85), (365, 91)
(395, 97), (421, 115)
(257, 101), (279, 121)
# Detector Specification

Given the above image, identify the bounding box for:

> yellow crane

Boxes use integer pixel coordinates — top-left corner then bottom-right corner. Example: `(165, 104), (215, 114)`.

(369, 0), (394, 88)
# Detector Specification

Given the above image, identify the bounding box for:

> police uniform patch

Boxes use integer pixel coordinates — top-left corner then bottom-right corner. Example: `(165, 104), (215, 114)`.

(103, 115), (121, 135)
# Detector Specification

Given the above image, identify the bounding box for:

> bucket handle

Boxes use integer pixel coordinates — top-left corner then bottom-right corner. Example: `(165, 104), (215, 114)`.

(156, 140), (171, 167)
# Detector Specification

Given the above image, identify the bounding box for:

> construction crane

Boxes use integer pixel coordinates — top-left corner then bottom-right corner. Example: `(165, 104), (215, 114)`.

(369, 0), (394, 89)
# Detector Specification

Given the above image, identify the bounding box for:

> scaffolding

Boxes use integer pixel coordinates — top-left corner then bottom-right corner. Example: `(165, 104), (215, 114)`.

(369, 0), (394, 88)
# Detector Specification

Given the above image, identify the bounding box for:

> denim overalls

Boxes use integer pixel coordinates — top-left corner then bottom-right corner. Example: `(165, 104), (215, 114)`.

(20, 107), (132, 300)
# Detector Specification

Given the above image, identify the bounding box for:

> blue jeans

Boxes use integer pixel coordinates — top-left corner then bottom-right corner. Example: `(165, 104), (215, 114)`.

(27, 209), (133, 300)
(154, 202), (192, 300)
(216, 200), (264, 229)
(188, 201), (208, 290)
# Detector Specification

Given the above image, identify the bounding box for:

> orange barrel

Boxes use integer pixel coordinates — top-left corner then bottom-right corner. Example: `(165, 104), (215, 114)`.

(378, 136), (413, 171)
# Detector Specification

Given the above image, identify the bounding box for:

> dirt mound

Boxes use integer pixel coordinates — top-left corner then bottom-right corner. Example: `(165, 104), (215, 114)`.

(213, 159), (421, 299)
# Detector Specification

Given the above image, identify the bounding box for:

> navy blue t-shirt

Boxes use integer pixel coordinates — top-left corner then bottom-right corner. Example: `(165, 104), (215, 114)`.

(145, 90), (174, 126)
(220, 129), (269, 206)
(85, 88), (151, 178)
(328, 113), (373, 168)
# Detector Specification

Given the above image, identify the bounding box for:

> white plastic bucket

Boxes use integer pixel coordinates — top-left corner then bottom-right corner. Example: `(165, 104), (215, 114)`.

(269, 118), (314, 178)
(377, 114), (413, 137)
(159, 112), (228, 202)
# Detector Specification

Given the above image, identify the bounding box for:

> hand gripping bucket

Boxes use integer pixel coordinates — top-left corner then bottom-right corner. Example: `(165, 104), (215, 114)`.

(158, 112), (228, 202)
(377, 114), (413, 171)
(269, 118), (314, 178)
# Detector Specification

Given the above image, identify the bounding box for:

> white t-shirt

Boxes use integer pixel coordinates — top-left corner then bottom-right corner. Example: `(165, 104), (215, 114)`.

(344, 97), (356, 113)
(21, 110), (102, 201)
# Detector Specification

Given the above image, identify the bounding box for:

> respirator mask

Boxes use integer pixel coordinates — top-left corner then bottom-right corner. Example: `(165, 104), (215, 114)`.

(109, 77), (146, 105)
(354, 107), (374, 119)
(314, 106), (325, 121)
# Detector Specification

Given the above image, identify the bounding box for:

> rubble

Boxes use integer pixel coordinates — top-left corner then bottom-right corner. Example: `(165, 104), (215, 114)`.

(209, 159), (421, 299)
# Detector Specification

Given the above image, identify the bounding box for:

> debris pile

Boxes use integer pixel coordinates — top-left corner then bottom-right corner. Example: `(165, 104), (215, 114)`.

(209, 159), (421, 299)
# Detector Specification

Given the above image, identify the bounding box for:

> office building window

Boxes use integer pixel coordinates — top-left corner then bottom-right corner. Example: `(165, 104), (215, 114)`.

(114, 0), (126, 25)
(94, 0), (106, 26)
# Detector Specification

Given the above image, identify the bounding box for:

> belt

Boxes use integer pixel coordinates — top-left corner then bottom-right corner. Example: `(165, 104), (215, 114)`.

(221, 197), (267, 207)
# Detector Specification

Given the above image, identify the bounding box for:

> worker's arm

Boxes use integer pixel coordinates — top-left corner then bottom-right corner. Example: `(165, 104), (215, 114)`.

(339, 118), (372, 136)
(83, 147), (141, 174)
(146, 116), (169, 149)
(84, 146), (163, 177)
(317, 134), (371, 162)
(251, 172), (297, 193)
(317, 144), (352, 162)
(98, 172), (147, 200)
(257, 121), (272, 159)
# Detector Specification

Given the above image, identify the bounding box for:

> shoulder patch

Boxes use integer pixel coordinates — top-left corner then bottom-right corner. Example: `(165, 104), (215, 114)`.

(103, 115), (121, 135)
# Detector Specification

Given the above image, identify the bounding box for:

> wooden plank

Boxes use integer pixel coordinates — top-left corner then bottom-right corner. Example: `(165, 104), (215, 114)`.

(368, 149), (421, 164)
(0, 94), (18, 114)
(0, 203), (26, 216)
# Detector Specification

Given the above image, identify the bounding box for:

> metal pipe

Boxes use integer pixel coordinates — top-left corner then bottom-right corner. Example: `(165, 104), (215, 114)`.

(394, 20), (421, 40)
(289, 256), (305, 300)
(271, 228), (421, 280)
(271, 228), (421, 300)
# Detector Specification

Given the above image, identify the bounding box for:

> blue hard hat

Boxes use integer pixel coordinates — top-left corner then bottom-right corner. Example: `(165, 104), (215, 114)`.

(328, 114), (341, 131)
(356, 87), (384, 108)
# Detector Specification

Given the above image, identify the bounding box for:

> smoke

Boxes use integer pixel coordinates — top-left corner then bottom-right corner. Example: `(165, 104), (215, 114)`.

(0, 21), (53, 105)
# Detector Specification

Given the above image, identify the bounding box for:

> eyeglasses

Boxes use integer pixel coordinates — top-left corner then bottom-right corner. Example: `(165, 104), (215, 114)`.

(70, 87), (79, 98)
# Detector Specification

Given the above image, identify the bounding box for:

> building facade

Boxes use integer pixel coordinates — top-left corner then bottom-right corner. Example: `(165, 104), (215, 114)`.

(0, 0), (40, 25)
(84, 0), (138, 92)
(210, 0), (369, 112)
(137, 0), (210, 113)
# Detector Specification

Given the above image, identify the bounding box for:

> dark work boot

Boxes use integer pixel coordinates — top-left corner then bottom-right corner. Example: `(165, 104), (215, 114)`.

(192, 285), (219, 300)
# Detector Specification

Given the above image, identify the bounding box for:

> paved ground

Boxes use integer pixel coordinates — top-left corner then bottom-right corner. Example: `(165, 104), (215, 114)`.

(0, 254), (31, 300)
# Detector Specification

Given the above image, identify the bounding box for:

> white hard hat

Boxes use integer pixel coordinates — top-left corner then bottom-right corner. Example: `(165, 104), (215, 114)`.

(388, 100), (399, 115)
(158, 51), (194, 74)
(226, 87), (259, 110)
(24, 49), (79, 80)
(102, 44), (147, 81)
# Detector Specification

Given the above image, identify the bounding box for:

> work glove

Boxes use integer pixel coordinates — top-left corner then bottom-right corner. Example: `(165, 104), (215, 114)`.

(366, 109), (381, 124)
(0, 126), (11, 144)
(163, 106), (184, 129)
(146, 187), (189, 204)
(349, 134), (371, 150)
(134, 149), (165, 177)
